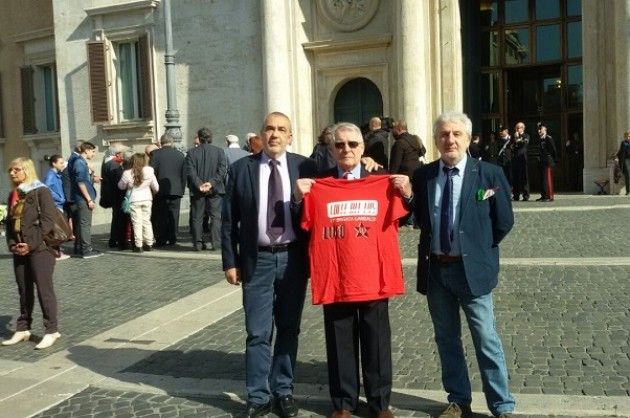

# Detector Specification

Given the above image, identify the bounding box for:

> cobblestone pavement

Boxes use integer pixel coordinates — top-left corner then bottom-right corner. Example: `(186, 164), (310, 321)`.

(2, 197), (630, 417)
(0, 239), (224, 363)
(35, 387), (616, 418)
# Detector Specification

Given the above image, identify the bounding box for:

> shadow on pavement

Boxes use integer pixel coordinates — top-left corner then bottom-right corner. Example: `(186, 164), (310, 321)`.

(65, 345), (453, 417)
(0, 315), (14, 339)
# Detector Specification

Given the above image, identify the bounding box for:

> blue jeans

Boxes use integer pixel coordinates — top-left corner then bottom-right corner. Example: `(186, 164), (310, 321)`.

(242, 248), (308, 405)
(427, 261), (514, 416)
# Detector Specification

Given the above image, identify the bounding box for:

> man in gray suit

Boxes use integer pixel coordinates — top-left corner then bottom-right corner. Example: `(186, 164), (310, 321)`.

(185, 128), (227, 251)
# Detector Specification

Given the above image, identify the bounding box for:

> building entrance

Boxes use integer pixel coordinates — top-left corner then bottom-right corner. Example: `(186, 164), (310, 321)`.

(333, 77), (383, 128)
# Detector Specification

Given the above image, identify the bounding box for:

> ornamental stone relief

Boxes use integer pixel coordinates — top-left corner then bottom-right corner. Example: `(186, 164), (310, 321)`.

(316, 0), (380, 32)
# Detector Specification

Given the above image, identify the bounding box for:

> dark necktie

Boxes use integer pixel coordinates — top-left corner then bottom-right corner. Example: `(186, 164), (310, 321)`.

(440, 166), (458, 255)
(343, 171), (351, 180)
(267, 159), (284, 241)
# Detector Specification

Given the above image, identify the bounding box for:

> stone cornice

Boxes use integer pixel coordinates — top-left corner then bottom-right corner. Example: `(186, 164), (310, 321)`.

(13, 28), (54, 44)
(303, 35), (392, 53)
(85, 0), (160, 17)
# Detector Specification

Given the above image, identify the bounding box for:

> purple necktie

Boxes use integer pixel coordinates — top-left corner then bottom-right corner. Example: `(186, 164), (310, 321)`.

(267, 159), (284, 241)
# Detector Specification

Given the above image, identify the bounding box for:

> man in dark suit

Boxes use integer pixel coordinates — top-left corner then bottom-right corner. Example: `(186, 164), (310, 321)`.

(511, 122), (530, 201)
(185, 128), (227, 251)
(295, 122), (411, 418)
(364, 117), (390, 170)
(100, 145), (129, 249)
(412, 111), (515, 418)
(150, 132), (186, 246)
(536, 123), (557, 202)
(222, 112), (317, 418)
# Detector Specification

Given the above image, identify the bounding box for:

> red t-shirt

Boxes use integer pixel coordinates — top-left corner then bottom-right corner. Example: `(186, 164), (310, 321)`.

(301, 175), (408, 305)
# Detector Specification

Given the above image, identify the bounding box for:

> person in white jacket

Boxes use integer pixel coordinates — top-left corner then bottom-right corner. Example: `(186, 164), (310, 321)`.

(118, 153), (159, 252)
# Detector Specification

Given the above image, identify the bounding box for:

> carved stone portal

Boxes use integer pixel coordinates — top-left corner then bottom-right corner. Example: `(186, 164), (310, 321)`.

(316, 0), (380, 32)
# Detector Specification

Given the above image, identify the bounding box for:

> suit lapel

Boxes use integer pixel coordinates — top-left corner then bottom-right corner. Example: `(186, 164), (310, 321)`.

(287, 152), (299, 195)
(459, 157), (479, 222)
(427, 161), (440, 227)
(247, 153), (261, 209)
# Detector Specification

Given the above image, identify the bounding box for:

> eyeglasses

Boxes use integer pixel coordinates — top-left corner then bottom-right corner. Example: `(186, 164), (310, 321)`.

(334, 141), (361, 150)
(7, 167), (23, 173)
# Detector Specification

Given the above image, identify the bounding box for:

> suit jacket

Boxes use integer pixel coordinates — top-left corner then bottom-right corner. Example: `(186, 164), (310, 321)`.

(185, 143), (227, 196)
(319, 165), (385, 179)
(617, 140), (630, 174)
(100, 159), (125, 208)
(538, 135), (557, 167)
(151, 146), (186, 197)
(364, 129), (389, 170)
(221, 152), (318, 282)
(412, 158), (513, 296)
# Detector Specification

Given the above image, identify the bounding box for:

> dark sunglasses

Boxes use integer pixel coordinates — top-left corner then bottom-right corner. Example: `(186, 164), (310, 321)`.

(334, 141), (361, 149)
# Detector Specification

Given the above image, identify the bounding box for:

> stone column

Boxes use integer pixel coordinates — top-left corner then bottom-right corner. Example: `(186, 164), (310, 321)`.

(438, 0), (464, 112)
(397, 0), (434, 156)
(261, 0), (293, 116)
(581, 1), (629, 193)
(614, 1), (630, 148)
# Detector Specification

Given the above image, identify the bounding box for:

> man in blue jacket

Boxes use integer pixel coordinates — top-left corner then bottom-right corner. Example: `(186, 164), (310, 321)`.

(69, 142), (102, 258)
(412, 111), (514, 418)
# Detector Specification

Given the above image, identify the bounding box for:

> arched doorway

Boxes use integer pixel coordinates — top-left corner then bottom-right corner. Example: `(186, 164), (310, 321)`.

(333, 78), (383, 129)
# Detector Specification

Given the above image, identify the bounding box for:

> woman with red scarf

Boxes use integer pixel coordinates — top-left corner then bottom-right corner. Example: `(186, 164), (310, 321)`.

(3, 157), (61, 349)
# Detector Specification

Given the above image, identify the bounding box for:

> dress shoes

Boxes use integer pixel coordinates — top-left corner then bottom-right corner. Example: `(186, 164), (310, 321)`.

(1, 330), (31, 346)
(35, 332), (61, 349)
(330, 409), (352, 418)
(142, 244), (153, 252)
(274, 394), (298, 417)
(535, 197), (549, 202)
(245, 401), (272, 418)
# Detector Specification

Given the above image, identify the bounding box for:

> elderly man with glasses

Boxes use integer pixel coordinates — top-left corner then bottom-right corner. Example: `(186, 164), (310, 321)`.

(295, 122), (412, 418)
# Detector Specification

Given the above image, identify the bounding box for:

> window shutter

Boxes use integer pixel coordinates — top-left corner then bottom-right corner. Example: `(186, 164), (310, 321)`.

(53, 64), (60, 132)
(87, 41), (110, 123)
(20, 65), (36, 134)
(138, 34), (154, 120)
(0, 73), (4, 137)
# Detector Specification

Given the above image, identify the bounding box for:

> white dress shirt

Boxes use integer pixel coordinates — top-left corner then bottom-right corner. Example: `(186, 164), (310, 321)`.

(432, 154), (467, 256)
(257, 152), (296, 245)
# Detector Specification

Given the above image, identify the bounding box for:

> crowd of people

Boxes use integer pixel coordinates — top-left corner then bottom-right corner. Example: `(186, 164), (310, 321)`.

(5, 109), (626, 417)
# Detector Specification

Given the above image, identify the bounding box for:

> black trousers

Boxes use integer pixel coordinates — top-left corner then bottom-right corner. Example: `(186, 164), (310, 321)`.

(153, 195), (182, 244)
(323, 299), (392, 414)
(190, 193), (222, 248)
(511, 157), (529, 199)
(13, 250), (58, 333)
(109, 199), (128, 247)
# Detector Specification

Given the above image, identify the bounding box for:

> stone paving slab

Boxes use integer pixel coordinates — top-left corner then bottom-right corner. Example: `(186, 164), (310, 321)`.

(127, 265), (630, 397)
(0, 254), (225, 362)
(32, 386), (622, 418)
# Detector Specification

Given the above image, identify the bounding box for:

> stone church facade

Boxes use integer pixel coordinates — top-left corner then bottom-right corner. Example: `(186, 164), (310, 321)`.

(0, 1), (628, 216)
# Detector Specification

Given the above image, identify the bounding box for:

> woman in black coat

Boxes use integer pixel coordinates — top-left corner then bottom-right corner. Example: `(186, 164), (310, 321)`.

(3, 157), (61, 349)
(615, 130), (630, 195)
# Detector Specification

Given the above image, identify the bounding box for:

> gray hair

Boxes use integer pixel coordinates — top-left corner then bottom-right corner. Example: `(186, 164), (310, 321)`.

(160, 132), (176, 146)
(332, 122), (363, 143)
(432, 111), (473, 140)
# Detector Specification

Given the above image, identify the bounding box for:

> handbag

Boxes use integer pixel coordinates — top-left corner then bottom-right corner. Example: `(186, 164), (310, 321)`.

(35, 189), (72, 247)
(121, 187), (133, 214)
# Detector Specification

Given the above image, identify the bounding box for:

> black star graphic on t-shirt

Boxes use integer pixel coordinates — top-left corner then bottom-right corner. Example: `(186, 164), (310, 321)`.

(355, 222), (370, 238)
